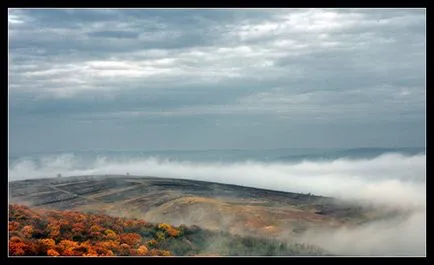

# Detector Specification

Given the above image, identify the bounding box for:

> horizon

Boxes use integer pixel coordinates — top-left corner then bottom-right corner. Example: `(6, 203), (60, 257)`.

(8, 145), (426, 157)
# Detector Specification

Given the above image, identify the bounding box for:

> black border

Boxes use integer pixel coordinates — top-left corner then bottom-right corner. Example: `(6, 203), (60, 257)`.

(4, 3), (430, 265)
(3, 3), (7, 264)
(4, 3), (430, 8)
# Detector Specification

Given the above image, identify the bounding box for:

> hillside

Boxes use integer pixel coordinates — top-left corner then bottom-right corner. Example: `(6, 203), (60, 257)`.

(9, 175), (386, 239)
(9, 204), (327, 256)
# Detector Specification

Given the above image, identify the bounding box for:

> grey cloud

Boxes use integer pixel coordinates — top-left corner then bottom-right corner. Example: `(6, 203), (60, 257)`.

(8, 8), (426, 152)
(87, 30), (139, 39)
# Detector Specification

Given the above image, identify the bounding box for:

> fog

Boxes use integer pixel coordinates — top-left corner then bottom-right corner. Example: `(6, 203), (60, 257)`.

(9, 152), (425, 208)
(8, 152), (426, 256)
(297, 210), (426, 256)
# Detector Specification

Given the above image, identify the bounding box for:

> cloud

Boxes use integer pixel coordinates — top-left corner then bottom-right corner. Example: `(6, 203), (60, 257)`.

(298, 210), (425, 256)
(87, 30), (139, 39)
(8, 8), (426, 152)
(8, 152), (425, 209)
(9, 9), (425, 96)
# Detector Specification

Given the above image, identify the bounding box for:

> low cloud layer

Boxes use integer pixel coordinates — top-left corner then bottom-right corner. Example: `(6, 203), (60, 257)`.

(9, 152), (425, 209)
(298, 210), (425, 256)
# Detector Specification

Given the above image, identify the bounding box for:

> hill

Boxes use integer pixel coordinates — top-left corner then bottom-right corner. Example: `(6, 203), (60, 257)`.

(9, 174), (409, 257)
(9, 175), (386, 238)
(9, 204), (327, 256)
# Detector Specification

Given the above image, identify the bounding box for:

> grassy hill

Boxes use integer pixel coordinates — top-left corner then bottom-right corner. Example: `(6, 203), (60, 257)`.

(9, 175), (383, 239)
(9, 175), (404, 256)
(9, 204), (327, 256)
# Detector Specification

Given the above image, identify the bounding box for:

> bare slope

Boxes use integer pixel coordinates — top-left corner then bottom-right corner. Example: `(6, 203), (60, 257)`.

(9, 175), (384, 238)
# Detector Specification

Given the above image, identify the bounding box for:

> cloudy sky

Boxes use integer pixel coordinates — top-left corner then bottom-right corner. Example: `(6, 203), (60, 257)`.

(8, 8), (425, 154)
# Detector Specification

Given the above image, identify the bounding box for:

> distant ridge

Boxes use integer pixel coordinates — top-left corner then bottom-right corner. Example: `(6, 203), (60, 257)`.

(275, 147), (424, 162)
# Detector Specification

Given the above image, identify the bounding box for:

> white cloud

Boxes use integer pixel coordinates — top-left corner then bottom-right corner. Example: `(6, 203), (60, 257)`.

(298, 210), (425, 256)
(8, 152), (426, 209)
(8, 14), (24, 24)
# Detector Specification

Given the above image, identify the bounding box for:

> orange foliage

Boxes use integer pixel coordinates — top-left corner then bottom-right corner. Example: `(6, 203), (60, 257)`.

(62, 248), (81, 256)
(166, 227), (180, 237)
(101, 250), (114, 256)
(9, 240), (26, 256)
(158, 223), (180, 237)
(160, 250), (172, 256)
(9, 221), (20, 232)
(149, 249), (160, 256)
(39, 238), (56, 249)
(157, 223), (171, 231)
(119, 243), (131, 255)
(8, 204), (181, 256)
(47, 223), (60, 238)
(72, 222), (86, 234)
(47, 249), (60, 256)
(147, 239), (157, 246)
(137, 245), (149, 255)
(83, 253), (98, 257)
(104, 229), (119, 241)
(90, 231), (102, 238)
(95, 240), (120, 251)
(120, 233), (142, 247)
(57, 239), (80, 253)
(10, 236), (23, 243)
(22, 225), (33, 238)
(90, 225), (103, 232)
(148, 249), (172, 256)
(9, 236), (37, 256)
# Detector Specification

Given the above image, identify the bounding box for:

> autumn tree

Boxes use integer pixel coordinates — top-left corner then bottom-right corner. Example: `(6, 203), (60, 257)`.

(119, 243), (131, 256)
(10, 204), (184, 256)
(47, 249), (60, 256)
(22, 225), (34, 238)
(9, 221), (20, 232)
(9, 237), (26, 256)
(120, 233), (142, 247)
(157, 223), (180, 238)
(37, 238), (56, 255)
(137, 245), (149, 256)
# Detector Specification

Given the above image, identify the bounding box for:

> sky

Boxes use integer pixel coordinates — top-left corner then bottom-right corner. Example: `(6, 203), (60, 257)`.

(8, 8), (426, 154)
